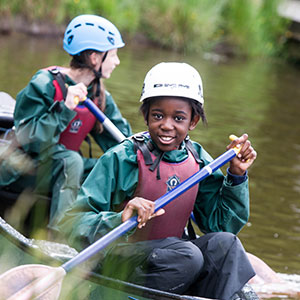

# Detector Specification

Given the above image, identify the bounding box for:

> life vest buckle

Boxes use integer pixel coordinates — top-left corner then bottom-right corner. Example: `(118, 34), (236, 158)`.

(132, 134), (145, 143)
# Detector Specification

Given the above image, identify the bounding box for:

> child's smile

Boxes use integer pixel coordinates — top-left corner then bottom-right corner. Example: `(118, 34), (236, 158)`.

(147, 97), (198, 152)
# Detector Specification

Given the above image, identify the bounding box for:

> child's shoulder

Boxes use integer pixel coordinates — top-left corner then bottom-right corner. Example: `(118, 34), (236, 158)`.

(188, 139), (202, 151)
(96, 138), (138, 167)
(30, 68), (54, 87)
(109, 137), (135, 152)
(189, 139), (214, 163)
(17, 69), (55, 102)
(102, 137), (136, 159)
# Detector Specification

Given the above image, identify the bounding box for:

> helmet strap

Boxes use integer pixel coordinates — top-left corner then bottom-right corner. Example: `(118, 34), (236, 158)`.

(92, 51), (108, 98)
(102, 51), (108, 63)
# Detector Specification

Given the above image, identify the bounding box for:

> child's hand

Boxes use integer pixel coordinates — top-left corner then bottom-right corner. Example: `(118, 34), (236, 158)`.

(65, 83), (87, 110)
(227, 133), (257, 176)
(122, 197), (165, 228)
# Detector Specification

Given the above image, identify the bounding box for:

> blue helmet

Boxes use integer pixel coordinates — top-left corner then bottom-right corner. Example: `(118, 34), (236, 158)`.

(63, 14), (125, 55)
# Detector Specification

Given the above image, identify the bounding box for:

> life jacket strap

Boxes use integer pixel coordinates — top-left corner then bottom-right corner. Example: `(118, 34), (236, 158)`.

(132, 134), (153, 165)
(48, 67), (94, 157)
(184, 135), (202, 164)
(48, 68), (68, 99)
(149, 151), (164, 180)
(132, 133), (202, 181)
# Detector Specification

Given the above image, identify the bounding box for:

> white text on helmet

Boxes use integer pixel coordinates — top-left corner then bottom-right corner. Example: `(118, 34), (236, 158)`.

(153, 83), (190, 89)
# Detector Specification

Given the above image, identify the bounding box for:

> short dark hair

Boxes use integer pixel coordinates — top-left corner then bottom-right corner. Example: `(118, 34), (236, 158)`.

(140, 96), (207, 125)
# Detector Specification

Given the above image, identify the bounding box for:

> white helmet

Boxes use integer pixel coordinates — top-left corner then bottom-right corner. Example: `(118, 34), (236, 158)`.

(139, 62), (204, 104)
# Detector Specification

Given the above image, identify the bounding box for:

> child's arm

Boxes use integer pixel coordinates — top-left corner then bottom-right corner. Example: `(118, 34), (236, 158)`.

(59, 140), (139, 249)
(192, 137), (256, 234)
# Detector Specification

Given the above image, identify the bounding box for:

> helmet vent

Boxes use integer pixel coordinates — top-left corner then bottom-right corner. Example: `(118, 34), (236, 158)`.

(85, 22), (94, 26)
(98, 26), (105, 31)
(74, 24), (81, 28)
(67, 35), (74, 45)
(107, 36), (115, 45)
(109, 31), (115, 36)
(198, 85), (202, 96)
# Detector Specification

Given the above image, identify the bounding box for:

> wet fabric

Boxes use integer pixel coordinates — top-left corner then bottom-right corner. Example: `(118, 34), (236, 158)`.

(101, 233), (255, 299)
(13, 69), (132, 155)
(0, 68), (132, 230)
(48, 68), (98, 151)
(60, 134), (254, 299)
(61, 136), (250, 251)
(188, 232), (255, 299)
(101, 237), (204, 294)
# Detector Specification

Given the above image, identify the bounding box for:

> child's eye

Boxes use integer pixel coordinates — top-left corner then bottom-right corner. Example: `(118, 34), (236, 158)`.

(175, 116), (185, 121)
(153, 113), (163, 119)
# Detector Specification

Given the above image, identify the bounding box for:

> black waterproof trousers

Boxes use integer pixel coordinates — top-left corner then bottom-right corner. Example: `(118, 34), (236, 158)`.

(102, 232), (255, 300)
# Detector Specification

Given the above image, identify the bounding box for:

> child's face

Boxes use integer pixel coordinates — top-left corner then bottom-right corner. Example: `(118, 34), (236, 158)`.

(146, 97), (199, 152)
(101, 49), (120, 79)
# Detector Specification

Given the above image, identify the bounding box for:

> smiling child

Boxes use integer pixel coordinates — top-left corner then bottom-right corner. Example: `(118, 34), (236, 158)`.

(60, 62), (258, 299)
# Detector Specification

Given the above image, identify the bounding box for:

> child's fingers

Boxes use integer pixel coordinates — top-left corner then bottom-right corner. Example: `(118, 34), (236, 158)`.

(229, 134), (257, 174)
(123, 198), (164, 228)
(149, 209), (165, 219)
(66, 83), (88, 108)
(228, 134), (248, 151)
(242, 148), (257, 162)
(138, 208), (165, 228)
(238, 139), (251, 158)
(135, 200), (155, 228)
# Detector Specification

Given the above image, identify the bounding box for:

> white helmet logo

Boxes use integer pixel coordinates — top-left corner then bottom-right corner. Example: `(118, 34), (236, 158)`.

(154, 83), (190, 89)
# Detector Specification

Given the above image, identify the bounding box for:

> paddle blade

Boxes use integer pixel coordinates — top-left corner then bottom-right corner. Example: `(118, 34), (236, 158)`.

(0, 264), (65, 300)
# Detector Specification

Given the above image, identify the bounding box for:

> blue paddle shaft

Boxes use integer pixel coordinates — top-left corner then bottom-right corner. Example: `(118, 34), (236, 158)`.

(62, 147), (238, 273)
(155, 148), (237, 211)
(83, 98), (126, 143)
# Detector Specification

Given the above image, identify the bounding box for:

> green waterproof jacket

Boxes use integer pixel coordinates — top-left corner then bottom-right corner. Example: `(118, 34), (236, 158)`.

(14, 69), (132, 160)
(61, 136), (250, 251)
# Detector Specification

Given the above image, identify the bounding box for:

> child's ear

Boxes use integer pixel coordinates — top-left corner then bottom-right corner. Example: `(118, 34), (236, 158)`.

(90, 52), (100, 66)
(189, 115), (200, 131)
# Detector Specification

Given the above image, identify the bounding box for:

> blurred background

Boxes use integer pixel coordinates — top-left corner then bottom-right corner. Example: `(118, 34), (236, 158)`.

(0, 0), (300, 298)
(0, 0), (299, 59)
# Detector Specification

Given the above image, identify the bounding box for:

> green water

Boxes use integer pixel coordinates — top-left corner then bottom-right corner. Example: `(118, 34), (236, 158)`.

(0, 33), (299, 284)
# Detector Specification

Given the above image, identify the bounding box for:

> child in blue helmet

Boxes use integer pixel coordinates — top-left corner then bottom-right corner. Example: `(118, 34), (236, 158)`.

(0, 15), (132, 234)
(61, 62), (259, 299)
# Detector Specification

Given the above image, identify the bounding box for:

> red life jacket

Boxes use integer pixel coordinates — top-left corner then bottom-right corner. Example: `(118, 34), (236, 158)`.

(128, 135), (200, 242)
(48, 66), (97, 151)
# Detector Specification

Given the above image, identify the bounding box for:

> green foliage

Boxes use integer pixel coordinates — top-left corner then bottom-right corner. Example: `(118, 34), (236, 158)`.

(222, 0), (290, 57)
(88, 0), (141, 35)
(139, 0), (228, 52)
(0, 0), (63, 22)
(0, 0), (292, 58)
(0, 0), (23, 15)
